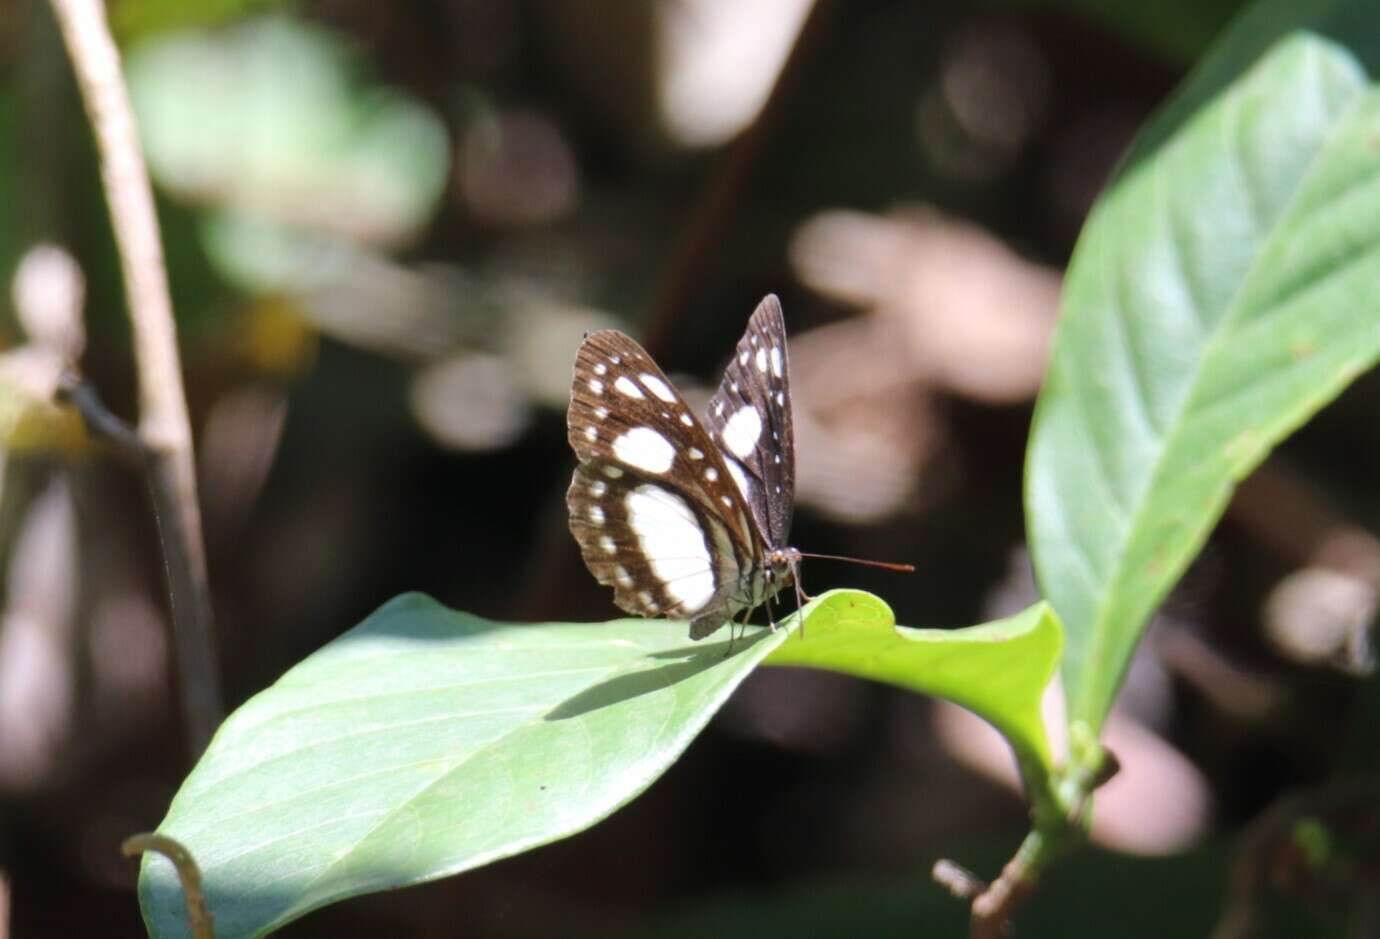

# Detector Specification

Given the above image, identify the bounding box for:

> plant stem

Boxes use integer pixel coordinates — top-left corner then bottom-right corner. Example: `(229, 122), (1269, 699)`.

(643, 0), (837, 361)
(48, 0), (222, 754)
(123, 834), (216, 939)
(970, 830), (1045, 939)
(939, 735), (1116, 936)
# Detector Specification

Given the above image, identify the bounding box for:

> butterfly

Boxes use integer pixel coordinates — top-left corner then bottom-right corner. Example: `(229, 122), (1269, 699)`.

(567, 295), (912, 643)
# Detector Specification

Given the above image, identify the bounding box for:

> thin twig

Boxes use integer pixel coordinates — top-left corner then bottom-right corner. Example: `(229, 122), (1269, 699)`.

(56, 371), (144, 460)
(933, 859), (986, 900)
(643, 0), (838, 361)
(48, 0), (222, 753)
(972, 868), (1035, 938)
(938, 830), (1043, 939)
(123, 833), (216, 939)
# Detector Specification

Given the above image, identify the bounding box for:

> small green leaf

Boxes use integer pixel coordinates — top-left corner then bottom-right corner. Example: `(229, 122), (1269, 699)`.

(766, 601), (1063, 780)
(1027, 24), (1380, 734)
(138, 590), (886, 939)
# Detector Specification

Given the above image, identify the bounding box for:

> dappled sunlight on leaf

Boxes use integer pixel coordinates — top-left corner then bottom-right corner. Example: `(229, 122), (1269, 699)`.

(139, 591), (881, 938)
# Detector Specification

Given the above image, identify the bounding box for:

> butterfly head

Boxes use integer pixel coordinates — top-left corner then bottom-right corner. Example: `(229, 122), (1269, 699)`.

(764, 545), (806, 612)
(765, 546), (802, 582)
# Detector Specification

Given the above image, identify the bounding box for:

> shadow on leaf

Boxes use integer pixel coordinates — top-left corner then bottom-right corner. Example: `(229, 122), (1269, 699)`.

(545, 630), (770, 720)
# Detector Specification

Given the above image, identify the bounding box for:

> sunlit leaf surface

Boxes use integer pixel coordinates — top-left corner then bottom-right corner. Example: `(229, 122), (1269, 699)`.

(139, 591), (880, 938)
(1028, 23), (1380, 732)
(767, 601), (1061, 775)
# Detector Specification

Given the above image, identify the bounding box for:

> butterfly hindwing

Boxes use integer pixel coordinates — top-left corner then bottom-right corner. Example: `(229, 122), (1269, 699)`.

(567, 462), (740, 620)
(704, 294), (795, 550)
(566, 329), (763, 623)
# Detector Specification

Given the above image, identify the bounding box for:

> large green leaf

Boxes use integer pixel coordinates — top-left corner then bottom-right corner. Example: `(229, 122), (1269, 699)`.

(1027, 19), (1380, 733)
(766, 602), (1062, 783)
(138, 590), (880, 938)
(139, 589), (1066, 937)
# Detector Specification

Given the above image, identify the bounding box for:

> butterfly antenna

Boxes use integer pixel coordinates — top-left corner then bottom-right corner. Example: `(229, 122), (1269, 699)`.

(795, 552), (916, 573)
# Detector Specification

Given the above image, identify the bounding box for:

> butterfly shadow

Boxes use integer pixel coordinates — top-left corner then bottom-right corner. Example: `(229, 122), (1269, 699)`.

(543, 629), (772, 721)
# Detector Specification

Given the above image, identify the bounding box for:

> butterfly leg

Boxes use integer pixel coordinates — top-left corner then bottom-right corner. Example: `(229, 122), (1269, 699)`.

(789, 558), (813, 639)
(723, 604), (757, 658)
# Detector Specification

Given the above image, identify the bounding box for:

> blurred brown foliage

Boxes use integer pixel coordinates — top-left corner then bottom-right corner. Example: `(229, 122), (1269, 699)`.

(2, 0), (1378, 937)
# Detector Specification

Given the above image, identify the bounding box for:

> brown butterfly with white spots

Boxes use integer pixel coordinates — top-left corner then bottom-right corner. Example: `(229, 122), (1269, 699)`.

(566, 295), (912, 643)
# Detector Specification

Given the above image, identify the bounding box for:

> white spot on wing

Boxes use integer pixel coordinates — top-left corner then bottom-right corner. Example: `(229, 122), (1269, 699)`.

(724, 457), (751, 501)
(589, 506), (605, 525)
(603, 465), (624, 479)
(615, 565), (633, 588)
(625, 484), (716, 613)
(770, 346), (783, 378)
(599, 535), (616, 553)
(680, 413), (694, 427)
(704, 467), (718, 482)
(584, 426), (597, 441)
(639, 373), (677, 403)
(588, 379), (604, 394)
(595, 406), (609, 419)
(613, 427), (676, 474)
(722, 406), (762, 458)
(755, 347), (768, 373)
(590, 480), (607, 497)
(688, 447), (704, 460)
(615, 376), (645, 399)
(594, 362), (608, 375)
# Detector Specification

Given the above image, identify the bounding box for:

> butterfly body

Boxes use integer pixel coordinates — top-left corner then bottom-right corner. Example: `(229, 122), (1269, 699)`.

(566, 296), (798, 640)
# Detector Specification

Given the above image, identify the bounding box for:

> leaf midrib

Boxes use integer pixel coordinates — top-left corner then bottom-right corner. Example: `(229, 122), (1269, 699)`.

(1069, 47), (1365, 724)
(249, 624), (794, 935)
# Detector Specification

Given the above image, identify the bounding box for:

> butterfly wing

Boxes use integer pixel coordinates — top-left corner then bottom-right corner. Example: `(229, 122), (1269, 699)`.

(566, 329), (764, 625)
(704, 294), (795, 550)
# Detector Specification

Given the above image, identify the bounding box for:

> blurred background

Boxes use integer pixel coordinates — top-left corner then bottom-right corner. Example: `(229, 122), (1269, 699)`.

(2, 0), (1379, 935)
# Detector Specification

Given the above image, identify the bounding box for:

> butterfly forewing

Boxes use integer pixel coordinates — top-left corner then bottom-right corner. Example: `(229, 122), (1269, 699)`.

(704, 294), (795, 550)
(566, 330), (765, 624)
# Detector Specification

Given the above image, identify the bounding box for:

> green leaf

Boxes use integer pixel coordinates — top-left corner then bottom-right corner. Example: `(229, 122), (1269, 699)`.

(138, 590), (886, 939)
(766, 602), (1063, 786)
(124, 15), (450, 292)
(1027, 21), (1380, 734)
